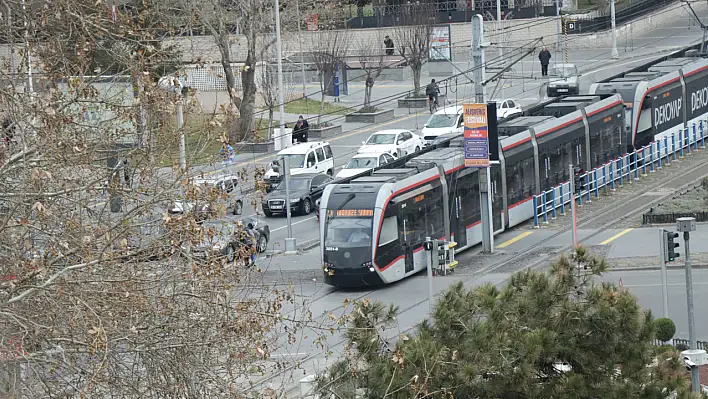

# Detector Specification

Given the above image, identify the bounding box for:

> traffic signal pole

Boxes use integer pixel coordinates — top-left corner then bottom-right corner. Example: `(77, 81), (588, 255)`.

(569, 164), (577, 247)
(658, 229), (669, 318)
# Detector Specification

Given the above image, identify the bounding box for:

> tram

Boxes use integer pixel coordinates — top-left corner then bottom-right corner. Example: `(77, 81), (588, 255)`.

(321, 47), (708, 287)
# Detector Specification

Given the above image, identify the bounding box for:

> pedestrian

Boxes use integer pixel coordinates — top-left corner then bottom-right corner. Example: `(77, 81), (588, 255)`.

(384, 35), (394, 56)
(539, 46), (552, 77)
(292, 115), (309, 144)
(220, 141), (235, 168)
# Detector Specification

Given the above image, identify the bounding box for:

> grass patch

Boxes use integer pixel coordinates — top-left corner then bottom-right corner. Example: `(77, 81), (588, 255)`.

(155, 114), (269, 167)
(282, 97), (353, 116)
(654, 177), (708, 213)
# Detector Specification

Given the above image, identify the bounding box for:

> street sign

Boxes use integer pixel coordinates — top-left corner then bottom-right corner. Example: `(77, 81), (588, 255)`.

(463, 103), (489, 168)
(428, 25), (452, 62)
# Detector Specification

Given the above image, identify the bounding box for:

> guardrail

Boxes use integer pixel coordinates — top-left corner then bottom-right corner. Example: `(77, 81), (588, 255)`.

(643, 211), (708, 225)
(533, 119), (707, 228)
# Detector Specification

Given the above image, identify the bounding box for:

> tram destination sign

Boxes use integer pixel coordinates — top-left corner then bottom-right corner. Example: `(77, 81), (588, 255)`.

(463, 103), (489, 168)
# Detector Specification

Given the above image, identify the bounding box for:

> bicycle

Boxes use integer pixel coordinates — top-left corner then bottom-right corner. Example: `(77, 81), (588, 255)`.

(428, 96), (438, 114)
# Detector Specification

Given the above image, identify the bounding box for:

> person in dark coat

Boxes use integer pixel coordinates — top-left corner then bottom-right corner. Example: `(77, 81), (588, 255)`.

(539, 46), (552, 77)
(384, 36), (394, 56)
(293, 115), (309, 143)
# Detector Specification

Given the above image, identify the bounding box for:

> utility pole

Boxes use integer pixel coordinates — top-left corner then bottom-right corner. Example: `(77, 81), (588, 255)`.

(569, 164), (577, 247)
(472, 14), (494, 253)
(275, 0), (296, 253)
(658, 229), (669, 318)
(158, 77), (187, 171)
(295, 0), (308, 98)
(610, 0), (619, 59)
(496, 0), (504, 99)
(555, 0), (561, 56)
(21, 0), (33, 93)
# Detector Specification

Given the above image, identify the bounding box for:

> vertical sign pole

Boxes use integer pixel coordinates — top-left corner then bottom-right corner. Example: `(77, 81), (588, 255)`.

(684, 231), (700, 392)
(569, 164), (577, 248)
(659, 229), (669, 318)
(426, 237), (435, 315)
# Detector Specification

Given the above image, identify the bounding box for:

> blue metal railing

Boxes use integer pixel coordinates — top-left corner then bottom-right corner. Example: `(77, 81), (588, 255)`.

(533, 120), (707, 228)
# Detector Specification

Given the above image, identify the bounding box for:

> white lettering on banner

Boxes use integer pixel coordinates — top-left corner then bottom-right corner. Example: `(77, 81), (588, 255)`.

(655, 98), (682, 126)
(691, 87), (708, 114)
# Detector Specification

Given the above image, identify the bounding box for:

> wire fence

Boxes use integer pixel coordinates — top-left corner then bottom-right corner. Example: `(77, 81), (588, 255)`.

(653, 338), (708, 350)
(533, 119), (707, 228)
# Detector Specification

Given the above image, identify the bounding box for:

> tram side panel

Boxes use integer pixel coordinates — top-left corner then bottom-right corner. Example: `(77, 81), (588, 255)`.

(682, 60), (708, 139)
(585, 98), (626, 167)
(501, 134), (537, 229)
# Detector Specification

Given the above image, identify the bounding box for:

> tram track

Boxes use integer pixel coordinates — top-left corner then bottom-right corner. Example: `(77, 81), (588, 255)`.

(259, 149), (708, 397)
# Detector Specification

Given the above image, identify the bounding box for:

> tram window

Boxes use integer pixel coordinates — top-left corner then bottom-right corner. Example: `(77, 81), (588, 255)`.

(379, 216), (398, 246)
(426, 202), (444, 238)
(400, 206), (425, 245)
(505, 156), (534, 205)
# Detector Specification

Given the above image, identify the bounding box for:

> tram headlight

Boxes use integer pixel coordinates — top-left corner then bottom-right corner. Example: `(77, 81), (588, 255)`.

(362, 261), (374, 272)
(369, 267), (375, 272)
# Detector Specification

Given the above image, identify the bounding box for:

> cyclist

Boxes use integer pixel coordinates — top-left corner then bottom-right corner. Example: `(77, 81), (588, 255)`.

(426, 79), (440, 110)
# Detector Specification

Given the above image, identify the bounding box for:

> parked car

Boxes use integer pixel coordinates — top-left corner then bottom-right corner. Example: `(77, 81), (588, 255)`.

(168, 174), (244, 221)
(496, 99), (523, 119)
(547, 63), (580, 97)
(358, 129), (425, 158)
(262, 142), (334, 192)
(335, 152), (395, 179)
(190, 218), (271, 262)
(262, 173), (334, 217)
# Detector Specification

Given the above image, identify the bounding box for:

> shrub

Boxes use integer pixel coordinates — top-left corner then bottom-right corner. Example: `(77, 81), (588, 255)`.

(654, 318), (676, 343)
(357, 106), (378, 113)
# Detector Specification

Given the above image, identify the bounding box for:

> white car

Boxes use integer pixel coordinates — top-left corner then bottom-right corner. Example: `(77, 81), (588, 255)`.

(421, 106), (463, 145)
(335, 152), (396, 179)
(496, 99), (523, 119)
(358, 129), (425, 158)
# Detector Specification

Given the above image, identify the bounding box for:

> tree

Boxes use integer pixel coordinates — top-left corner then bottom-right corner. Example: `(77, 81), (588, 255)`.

(258, 61), (295, 140)
(0, 1), (328, 396)
(356, 39), (387, 111)
(654, 318), (677, 343)
(310, 30), (349, 126)
(317, 247), (702, 398)
(394, 2), (434, 98)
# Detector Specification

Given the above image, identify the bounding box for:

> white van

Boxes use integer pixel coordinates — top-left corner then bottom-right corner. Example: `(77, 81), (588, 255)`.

(421, 106), (463, 145)
(263, 141), (334, 192)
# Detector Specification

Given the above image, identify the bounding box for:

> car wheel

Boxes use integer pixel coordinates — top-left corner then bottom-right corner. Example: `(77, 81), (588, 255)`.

(415, 146), (420, 152)
(264, 209), (273, 217)
(233, 200), (243, 215)
(302, 198), (312, 215)
(225, 246), (235, 263)
(327, 169), (333, 176)
(257, 235), (268, 253)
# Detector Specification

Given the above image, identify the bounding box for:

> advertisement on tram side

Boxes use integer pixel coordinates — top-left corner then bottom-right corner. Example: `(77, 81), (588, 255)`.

(650, 82), (683, 135)
(463, 103), (489, 168)
(684, 69), (708, 121)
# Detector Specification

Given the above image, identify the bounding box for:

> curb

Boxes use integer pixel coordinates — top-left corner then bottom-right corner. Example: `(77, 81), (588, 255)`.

(263, 239), (319, 257)
(612, 264), (708, 272)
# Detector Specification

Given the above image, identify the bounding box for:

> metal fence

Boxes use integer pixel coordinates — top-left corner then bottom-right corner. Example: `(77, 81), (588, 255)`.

(533, 119), (707, 228)
(643, 211), (708, 225)
(653, 338), (708, 350)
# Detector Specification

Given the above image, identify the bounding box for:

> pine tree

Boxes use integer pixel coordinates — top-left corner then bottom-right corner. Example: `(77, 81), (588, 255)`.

(318, 247), (704, 399)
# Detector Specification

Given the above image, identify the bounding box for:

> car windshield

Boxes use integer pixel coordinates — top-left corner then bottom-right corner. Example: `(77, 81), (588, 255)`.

(325, 217), (373, 248)
(345, 157), (378, 169)
(276, 177), (310, 191)
(554, 67), (577, 78)
(366, 134), (396, 145)
(426, 113), (458, 128)
(274, 154), (306, 169)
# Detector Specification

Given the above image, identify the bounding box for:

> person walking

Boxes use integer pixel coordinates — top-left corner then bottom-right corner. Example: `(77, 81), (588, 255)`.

(539, 46), (552, 77)
(220, 141), (235, 168)
(384, 35), (394, 56)
(292, 115), (309, 144)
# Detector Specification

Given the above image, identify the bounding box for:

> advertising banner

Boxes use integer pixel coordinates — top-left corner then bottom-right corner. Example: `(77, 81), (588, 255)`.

(463, 103), (489, 168)
(428, 25), (452, 62)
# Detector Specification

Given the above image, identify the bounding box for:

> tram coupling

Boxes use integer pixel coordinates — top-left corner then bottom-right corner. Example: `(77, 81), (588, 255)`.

(424, 238), (458, 276)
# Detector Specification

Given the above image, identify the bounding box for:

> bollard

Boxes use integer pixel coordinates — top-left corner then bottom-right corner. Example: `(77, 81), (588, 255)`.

(672, 133), (677, 161)
(693, 123), (698, 151)
(664, 136), (669, 165)
(680, 129), (685, 158)
(686, 127), (691, 154)
(533, 195), (539, 228)
(541, 191), (548, 224)
(559, 184), (565, 216)
(586, 173), (591, 202)
(642, 146), (647, 175)
(551, 188), (556, 219)
(656, 140), (661, 170)
(594, 169), (600, 198)
(610, 160), (616, 190)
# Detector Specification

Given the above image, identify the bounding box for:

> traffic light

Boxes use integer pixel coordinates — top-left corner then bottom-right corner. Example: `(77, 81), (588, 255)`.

(573, 167), (585, 193)
(664, 230), (680, 262)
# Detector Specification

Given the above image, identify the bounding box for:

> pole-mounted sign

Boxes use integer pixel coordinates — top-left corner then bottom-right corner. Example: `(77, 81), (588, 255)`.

(463, 103), (490, 168)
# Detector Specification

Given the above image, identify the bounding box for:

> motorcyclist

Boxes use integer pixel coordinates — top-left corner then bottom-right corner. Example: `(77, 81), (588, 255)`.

(425, 79), (440, 106)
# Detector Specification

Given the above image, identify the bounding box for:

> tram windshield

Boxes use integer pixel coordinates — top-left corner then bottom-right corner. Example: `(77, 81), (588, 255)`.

(325, 217), (373, 248)
(426, 113), (458, 128)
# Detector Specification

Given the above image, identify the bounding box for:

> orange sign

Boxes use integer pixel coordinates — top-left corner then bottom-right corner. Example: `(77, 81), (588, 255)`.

(463, 103), (489, 168)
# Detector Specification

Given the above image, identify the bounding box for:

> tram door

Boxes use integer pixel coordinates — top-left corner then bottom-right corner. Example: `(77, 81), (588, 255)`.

(451, 194), (466, 247)
(491, 164), (504, 231)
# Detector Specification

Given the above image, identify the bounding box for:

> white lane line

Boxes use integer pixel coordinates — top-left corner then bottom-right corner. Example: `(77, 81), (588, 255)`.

(271, 215), (316, 232)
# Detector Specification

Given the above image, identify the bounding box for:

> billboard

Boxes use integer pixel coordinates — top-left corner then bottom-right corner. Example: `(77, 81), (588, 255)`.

(463, 103), (489, 168)
(428, 25), (452, 62)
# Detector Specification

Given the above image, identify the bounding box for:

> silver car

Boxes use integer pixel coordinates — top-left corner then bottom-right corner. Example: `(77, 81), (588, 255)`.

(547, 63), (580, 97)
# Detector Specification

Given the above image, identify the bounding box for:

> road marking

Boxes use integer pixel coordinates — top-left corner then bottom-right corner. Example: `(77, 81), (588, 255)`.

(600, 228), (633, 245)
(497, 231), (533, 248)
(271, 215), (316, 232)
